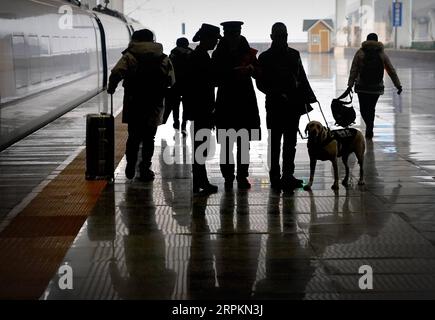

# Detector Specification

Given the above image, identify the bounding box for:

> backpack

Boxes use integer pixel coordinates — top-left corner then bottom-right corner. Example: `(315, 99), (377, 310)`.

(169, 48), (192, 85)
(331, 91), (356, 128)
(128, 52), (169, 104)
(359, 48), (384, 86)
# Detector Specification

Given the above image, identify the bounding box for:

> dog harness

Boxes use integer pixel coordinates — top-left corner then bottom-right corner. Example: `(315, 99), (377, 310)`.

(308, 128), (358, 159)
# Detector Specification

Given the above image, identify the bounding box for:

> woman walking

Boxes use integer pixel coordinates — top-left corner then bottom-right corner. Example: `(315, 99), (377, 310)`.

(346, 33), (402, 139)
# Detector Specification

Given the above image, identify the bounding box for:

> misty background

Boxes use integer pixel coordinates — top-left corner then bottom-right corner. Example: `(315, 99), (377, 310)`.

(124, 0), (335, 51)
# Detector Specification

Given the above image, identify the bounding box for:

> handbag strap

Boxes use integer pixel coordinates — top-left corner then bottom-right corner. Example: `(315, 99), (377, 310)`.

(337, 90), (353, 104)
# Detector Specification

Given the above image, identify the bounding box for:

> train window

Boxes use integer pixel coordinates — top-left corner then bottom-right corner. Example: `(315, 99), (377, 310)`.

(40, 36), (50, 56)
(51, 36), (60, 54)
(40, 36), (51, 82)
(51, 37), (62, 78)
(12, 35), (28, 89)
(62, 36), (70, 52)
(12, 35), (26, 55)
(28, 36), (39, 57)
(28, 35), (41, 84)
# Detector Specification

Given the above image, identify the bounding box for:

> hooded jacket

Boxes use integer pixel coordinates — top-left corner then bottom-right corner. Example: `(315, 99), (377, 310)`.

(108, 40), (175, 126)
(347, 40), (401, 95)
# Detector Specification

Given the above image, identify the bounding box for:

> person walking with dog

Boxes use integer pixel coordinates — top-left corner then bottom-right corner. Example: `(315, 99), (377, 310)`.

(183, 24), (221, 194)
(107, 29), (175, 181)
(256, 22), (317, 191)
(212, 21), (261, 190)
(345, 33), (402, 139)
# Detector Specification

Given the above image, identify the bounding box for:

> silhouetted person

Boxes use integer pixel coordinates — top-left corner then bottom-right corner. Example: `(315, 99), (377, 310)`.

(168, 37), (193, 135)
(257, 23), (317, 191)
(184, 24), (221, 194)
(346, 33), (402, 139)
(107, 29), (175, 181)
(212, 21), (261, 190)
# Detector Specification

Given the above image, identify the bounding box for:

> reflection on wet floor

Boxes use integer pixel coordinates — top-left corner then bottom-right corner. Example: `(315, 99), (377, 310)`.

(40, 52), (435, 299)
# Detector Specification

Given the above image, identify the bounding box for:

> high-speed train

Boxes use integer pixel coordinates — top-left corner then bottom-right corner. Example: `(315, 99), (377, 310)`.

(0, 0), (143, 150)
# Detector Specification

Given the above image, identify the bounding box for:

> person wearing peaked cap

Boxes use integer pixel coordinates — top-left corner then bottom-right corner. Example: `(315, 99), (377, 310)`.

(183, 23), (221, 194)
(221, 21), (244, 31)
(212, 21), (260, 190)
(192, 23), (222, 42)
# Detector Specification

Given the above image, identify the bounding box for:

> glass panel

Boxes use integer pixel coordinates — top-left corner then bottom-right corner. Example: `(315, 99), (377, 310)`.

(12, 35), (28, 89)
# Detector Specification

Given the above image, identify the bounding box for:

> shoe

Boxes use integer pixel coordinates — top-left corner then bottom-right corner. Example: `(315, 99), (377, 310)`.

(237, 177), (251, 189)
(193, 182), (218, 194)
(270, 179), (281, 191)
(138, 169), (155, 182)
(270, 174), (281, 191)
(281, 176), (303, 191)
(365, 130), (373, 139)
(125, 163), (136, 179)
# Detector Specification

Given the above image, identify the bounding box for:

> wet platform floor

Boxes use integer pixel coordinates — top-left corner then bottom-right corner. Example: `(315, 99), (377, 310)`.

(2, 52), (435, 299)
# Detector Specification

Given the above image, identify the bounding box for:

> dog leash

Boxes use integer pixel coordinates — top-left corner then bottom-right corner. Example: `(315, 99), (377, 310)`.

(298, 101), (330, 139)
(317, 101), (330, 130)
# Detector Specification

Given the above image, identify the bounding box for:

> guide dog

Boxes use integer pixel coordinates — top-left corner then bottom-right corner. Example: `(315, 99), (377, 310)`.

(303, 121), (366, 190)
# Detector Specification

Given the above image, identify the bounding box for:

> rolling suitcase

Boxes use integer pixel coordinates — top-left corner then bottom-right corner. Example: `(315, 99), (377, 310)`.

(85, 94), (115, 181)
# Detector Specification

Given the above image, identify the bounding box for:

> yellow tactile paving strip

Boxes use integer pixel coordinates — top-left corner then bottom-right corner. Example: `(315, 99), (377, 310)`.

(0, 114), (127, 299)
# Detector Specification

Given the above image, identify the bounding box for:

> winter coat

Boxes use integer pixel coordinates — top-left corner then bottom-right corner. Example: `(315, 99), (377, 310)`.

(212, 36), (260, 138)
(169, 46), (193, 93)
(348, 41), (401, 95)
(108, 41), (175, 126)
(183, 46), (215, 127)
(256, 44), (317, 129)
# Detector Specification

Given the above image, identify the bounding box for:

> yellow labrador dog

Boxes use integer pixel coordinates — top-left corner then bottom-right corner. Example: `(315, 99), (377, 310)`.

(304, 121), (365, 190)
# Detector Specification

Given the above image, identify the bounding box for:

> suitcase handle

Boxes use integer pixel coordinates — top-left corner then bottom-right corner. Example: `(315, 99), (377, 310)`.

(110, 94), (113, 116)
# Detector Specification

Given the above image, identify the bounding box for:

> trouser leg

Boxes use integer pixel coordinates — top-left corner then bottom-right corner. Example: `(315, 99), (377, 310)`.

(181, 98), (187, 131)
(220, 136), (235, 181)
(139, 126), (157, 173)
(282, 124), (299, 178)
(192, 122), (209, 184)
(268, 128), (283, 181)
(126, 124), (141, 168)
(236, 137), (249, 179)
(358, 93), (380, 133)
(172, 94), (182, 129)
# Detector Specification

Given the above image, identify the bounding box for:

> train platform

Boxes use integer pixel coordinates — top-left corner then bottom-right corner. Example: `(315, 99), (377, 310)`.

(1, 52), (435, 300)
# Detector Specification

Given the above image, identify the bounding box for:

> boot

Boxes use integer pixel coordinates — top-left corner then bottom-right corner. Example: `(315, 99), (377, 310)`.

(237, 177), (251, 189)
(138, 168), (155, 182)
(281, 175), (303, 191)
(125, 162), (136, 180)
(193, 181), (218, 194)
